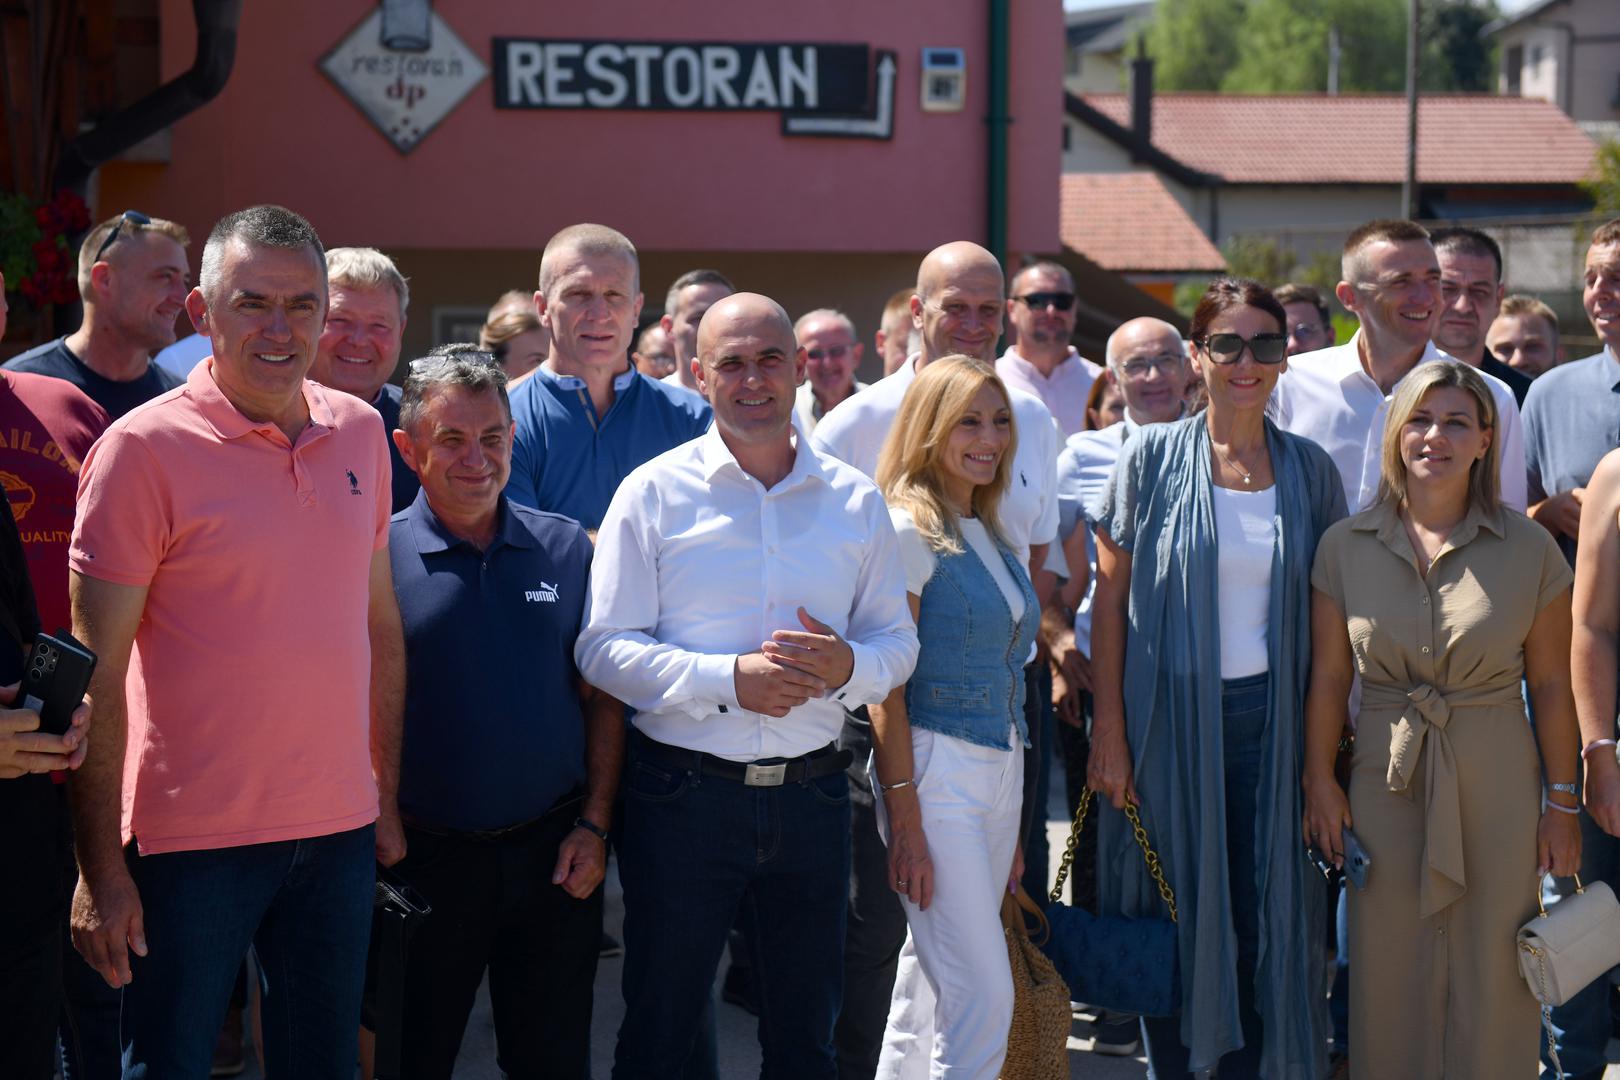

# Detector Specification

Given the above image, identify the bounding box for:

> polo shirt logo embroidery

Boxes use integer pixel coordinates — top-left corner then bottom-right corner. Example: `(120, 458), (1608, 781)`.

(525, 582), (560, 603)
(346, 468), (362, 495)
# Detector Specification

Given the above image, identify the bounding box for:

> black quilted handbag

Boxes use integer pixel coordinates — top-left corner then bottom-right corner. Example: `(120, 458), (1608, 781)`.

(1041, 788), (1181, 1018)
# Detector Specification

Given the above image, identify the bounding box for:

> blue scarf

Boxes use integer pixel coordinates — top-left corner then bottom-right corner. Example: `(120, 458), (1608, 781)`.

(1092, 414), (1345, 1078)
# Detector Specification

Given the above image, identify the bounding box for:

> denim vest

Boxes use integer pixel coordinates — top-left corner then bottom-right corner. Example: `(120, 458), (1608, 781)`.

(905, 532), (1040, 751)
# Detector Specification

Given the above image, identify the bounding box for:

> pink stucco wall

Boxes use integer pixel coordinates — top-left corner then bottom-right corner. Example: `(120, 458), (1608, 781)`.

(104, 0), (1061, 256)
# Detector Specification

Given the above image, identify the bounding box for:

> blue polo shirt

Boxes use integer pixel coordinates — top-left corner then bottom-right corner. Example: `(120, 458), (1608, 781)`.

(505, 364), (711, 529)
(1522, 347), (1620, 564)
(390, 491), (593, 831)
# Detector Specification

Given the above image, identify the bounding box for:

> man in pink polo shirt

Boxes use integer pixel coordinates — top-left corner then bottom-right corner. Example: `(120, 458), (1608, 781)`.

(65, 205), (406, 1078)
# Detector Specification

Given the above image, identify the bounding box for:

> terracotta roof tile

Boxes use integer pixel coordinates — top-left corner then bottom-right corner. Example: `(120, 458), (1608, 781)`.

(1060, 172), (1227, 272)
(1080, 93), (1598, 185)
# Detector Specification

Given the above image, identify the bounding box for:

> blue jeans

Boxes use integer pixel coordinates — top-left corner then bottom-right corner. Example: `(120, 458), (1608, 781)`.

(121, 824), (375, 1079)
(1142, 673), (1268, 1080)
(1543, 803), (1620, 1079)
(613, 733), (851, 1080)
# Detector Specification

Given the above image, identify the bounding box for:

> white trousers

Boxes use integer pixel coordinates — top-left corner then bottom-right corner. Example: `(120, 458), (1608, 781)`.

(873, 726), (1025, 1080)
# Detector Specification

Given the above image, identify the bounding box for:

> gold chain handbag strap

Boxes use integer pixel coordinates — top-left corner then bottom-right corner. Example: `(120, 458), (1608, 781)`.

(1049, 787), (1179, 923)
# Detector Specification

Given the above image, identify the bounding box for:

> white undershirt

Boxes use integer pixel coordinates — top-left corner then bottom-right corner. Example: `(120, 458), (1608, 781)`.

(891, 508), (1026, 622)
(1213, 485), (1275, 679)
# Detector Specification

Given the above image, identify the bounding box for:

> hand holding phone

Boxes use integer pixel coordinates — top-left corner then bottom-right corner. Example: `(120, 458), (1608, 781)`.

(22, 629), (96, 737)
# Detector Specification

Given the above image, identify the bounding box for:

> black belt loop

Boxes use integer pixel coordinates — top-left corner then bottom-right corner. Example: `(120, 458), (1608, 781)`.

(634, 731), (852, 787)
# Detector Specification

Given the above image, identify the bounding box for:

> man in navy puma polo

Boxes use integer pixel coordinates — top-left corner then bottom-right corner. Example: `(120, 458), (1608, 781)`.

(382, 351), (622, 1078)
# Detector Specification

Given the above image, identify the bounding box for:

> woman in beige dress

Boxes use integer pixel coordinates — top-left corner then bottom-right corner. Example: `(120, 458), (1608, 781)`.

(1303, 360), (1582, 1080)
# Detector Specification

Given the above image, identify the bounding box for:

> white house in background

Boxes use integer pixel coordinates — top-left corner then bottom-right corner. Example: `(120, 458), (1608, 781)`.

(1063, 1), (1155, 95)
(1062, 59), (1599, 268)
(1486, 0), (1620, 141)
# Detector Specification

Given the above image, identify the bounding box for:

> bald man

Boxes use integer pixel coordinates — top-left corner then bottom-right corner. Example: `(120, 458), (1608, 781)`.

(812, 242), (1066, 1075)
(577, 294), (918, 1080)
(1048, 321), (1188, 1060)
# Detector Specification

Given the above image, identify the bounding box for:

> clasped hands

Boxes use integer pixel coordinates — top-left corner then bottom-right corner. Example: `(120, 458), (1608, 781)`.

(734, 607), (853, 717)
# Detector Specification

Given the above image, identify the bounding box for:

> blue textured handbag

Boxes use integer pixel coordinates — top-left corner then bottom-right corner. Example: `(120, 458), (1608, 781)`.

(1041, 788), (1181, 1018)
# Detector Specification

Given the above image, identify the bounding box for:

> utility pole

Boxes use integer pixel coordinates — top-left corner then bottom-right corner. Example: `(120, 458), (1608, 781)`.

(1401, 0), (1420, 219)
(1327, 25), (1341, 95)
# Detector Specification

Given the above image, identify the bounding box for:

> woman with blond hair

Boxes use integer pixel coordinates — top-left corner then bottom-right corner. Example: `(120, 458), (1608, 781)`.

(869, 355), (1038, 1080)
(1304, 359), (1581, 1079)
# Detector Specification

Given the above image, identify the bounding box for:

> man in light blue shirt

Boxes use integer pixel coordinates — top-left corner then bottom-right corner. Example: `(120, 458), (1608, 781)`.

(506, 225), (710, 530)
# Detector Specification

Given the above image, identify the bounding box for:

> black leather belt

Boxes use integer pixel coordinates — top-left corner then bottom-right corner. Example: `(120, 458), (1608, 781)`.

(636, 733), (852, 787)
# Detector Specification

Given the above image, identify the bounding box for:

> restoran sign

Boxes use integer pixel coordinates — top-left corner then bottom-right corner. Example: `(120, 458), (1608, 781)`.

(493, 39), (872, 114)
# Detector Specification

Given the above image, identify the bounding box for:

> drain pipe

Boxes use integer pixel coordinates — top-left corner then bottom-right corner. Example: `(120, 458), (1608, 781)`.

(986, 0), (1010, 266)
(54, 0), (242, 193)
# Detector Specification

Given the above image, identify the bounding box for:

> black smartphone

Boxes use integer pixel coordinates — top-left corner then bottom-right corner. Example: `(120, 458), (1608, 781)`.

(1342, 826), (1372, 890)
(21, 629), (96, 737)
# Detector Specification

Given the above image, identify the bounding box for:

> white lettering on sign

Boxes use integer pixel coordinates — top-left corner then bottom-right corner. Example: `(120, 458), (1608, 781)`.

(703, 47), (740, 107)
(506, 41), (543, 106)
(664, 46), (702, 107)
(321, 9), (488, 153)
(585, 44), (628, 107)
(779, 46), (817, 109)
(492, 41), (866, 116)
(545, 42), (584, 107)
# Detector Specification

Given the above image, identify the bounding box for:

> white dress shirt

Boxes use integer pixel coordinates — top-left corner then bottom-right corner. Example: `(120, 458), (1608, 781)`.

(811, 355), (1063, 567)
(575, 422), (919, 762)
(1272, 332), (1526, 513)
(996, 347), (1104, 438)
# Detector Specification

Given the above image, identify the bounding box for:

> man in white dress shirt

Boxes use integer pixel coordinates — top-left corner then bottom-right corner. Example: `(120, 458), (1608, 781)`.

(577, 293), (918, 1080)
(996, 261), (1103, 437)
(792, 308), (867, 432)
(1273, 219), (1526, 513)
(812, 241), (1064, 1074)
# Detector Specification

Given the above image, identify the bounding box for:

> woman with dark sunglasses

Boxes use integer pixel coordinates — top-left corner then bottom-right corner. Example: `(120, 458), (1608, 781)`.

(1088, 277), (1345, 1078)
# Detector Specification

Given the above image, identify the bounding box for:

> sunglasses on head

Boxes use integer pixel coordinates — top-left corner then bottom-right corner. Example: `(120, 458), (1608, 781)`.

(93, 210), (152, 263)
(1013, 291), (1076, 312)
(1198, 332), (1288, 365)
(806, 345), (850, 361)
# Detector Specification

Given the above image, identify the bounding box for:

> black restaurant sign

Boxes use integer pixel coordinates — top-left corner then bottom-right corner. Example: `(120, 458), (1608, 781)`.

(493, 40), (872, 113)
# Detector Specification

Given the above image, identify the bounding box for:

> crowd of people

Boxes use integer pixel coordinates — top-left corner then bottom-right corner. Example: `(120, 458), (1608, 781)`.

(0, 201), (1615, 1080)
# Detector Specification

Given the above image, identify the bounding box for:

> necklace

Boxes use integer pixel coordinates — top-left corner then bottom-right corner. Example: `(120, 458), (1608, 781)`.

(1211, 440), (1256, 485)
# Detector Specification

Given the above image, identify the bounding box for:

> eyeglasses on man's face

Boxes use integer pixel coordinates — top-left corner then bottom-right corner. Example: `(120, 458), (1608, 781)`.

(1011, 291), (1076, 313)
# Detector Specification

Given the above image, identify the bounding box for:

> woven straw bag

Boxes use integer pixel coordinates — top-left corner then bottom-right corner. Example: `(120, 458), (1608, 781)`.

(999, 886), (1072, 1080)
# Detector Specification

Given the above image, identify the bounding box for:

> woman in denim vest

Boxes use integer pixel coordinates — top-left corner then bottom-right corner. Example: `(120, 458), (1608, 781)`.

(868, 356), (1039, 1080)
(1089, 278), (1344, 1079)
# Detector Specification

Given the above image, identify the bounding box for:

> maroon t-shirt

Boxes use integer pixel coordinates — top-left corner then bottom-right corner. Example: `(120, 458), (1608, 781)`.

(0, 371), (108, 633)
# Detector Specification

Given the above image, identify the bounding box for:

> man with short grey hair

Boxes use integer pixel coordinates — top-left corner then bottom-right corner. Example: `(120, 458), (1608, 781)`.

(67, 204), (405, 1076)
(380, 350), (620, 1077)
(506, 225), (711, 529)
(5, 211), (189, 418)
(660, 269), (735, 395)
(309, 246), (419, 511)
(792, 307), (866, 432)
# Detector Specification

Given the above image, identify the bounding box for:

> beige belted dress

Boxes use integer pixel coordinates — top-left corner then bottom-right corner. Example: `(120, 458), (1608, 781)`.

(1310, 501), (1572, 1080)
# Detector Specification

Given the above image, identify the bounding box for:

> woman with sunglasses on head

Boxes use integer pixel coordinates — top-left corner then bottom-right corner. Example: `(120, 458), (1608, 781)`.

(1304, 361), (1579, 1080)
(1088, 277), (1345, 1078)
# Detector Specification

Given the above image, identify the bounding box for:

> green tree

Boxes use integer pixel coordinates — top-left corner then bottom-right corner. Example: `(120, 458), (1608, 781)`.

(1149, 0), (1494, 95)
(1145, 0), (1246, 92)
(1583, 139), (1620, 218)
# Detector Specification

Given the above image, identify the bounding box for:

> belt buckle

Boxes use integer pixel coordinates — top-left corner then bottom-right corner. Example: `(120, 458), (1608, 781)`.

(743, 762), (788, 787)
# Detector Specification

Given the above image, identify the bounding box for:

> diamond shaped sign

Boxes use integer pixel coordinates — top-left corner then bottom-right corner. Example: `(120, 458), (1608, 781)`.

(320, 10), (488, 154)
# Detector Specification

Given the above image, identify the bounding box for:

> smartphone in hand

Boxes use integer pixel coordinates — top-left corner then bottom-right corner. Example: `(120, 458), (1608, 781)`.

(22, 629), (96, 736)
(1342, 826), (1372, 890)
